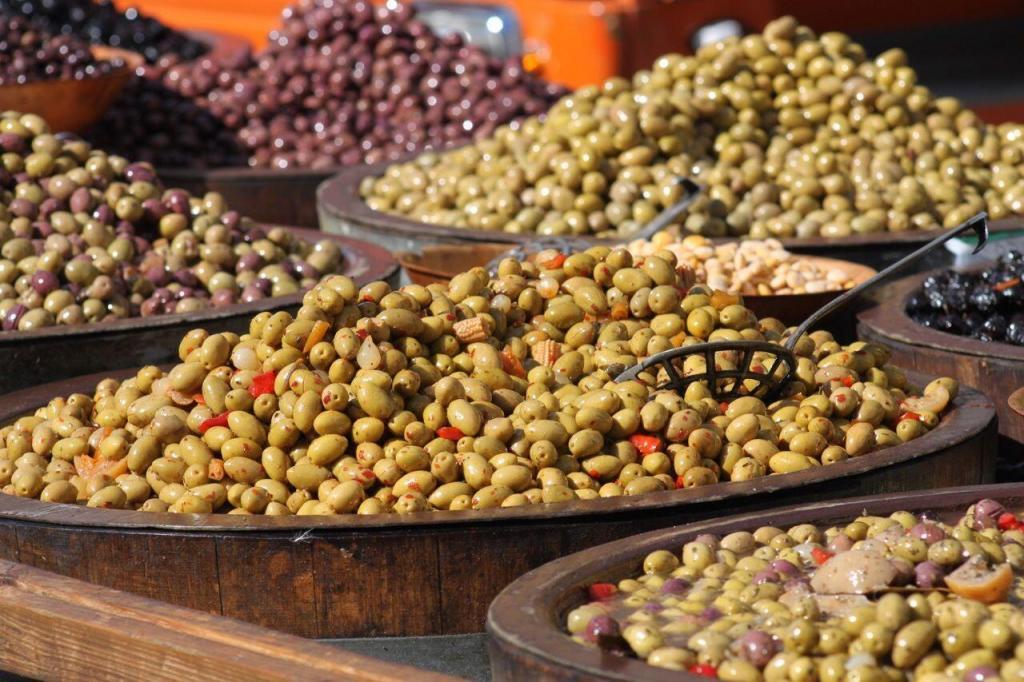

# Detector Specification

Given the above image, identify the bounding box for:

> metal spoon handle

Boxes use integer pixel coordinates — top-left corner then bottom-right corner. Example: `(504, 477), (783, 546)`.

(631, 177), (702, 241)
(785, 212), (990, 350)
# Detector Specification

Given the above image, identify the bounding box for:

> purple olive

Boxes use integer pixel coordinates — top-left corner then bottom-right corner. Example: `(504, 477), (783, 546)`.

(910, 523), (946, 544)
(144, 266), (170, 287)
(582, 615), (620, 644)
(2, 304), (26, 331)
(30, 269), (59, 295)
(736, 630), (779, 667)
(827, 534), (854, 552)
(964, 667), (1000, 682)
(211, 289), (237, 307)
(253, 277), (273, 294)
(700, 606), (722, 622)
(293, 260), (320, 279)
(694, 534), (719, 550)
(174, 269), (200, 288)
(914, 560), (945, 589)
(642, 602), (663, 614)
(659, 578), (689, 595)
(92, 204), (115, 225)
(753, 569), (779, 585)
(240, 285), (266, 303)
(9, 198), (37, 219)
(973, 499), (1006, 529)
(69, 187), (93, 213)
(236, 252), (263, 273)
(770, 559), (799, 577)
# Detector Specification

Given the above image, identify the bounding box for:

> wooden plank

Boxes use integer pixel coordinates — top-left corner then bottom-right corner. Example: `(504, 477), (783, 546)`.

(0, 559), (454, 682)
(216, 536), (318, 637)
(313, 532), (441, 637)
(15, 526), (223, 614)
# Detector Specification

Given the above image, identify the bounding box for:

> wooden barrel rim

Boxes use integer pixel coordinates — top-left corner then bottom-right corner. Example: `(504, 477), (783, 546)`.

(0, 369), (993, 532)
(487, 482), (1024, 682)
(399, 246), (877, 306)
(0, 226), (397, 346)
(317, 162), (1024, 248)
(858, 268), (1024, 363)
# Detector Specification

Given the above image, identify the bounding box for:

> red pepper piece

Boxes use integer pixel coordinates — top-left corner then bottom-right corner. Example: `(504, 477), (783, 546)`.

(192, 393), (205, 405)
(436, 426), (465, 441)
(998, 512), (1019, 531)
(586, 469), (600, 479)
(841, 375), (855, 387)
(629, 433), (664, 456)
(719, 402), (730, 413)
(675, 475), (686, 489)
(199, 413), (229, 433)
(537, 252), (567, 269)
(811, 547), (834, 565)
(689, 664), (718, 678)
(587, 583), (617, 601)
(248, 370), (276, 399)
(995, 277), (1021, 292)
(355, 329), (369, 340)
(898, 411), (923, 423)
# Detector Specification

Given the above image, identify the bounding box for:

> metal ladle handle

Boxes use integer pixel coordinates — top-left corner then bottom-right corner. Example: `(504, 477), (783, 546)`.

(785, 212), (990, 350)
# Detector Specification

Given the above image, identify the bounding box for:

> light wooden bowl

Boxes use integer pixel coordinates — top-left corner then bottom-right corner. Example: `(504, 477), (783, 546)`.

(0, 45), (141, 134)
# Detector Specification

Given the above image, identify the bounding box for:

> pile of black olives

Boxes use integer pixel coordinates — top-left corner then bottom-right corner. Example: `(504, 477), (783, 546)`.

(906, 251), (1024, 345)
(0, 0), (206, 63)
(0, 13), (123, 85)
(89, 0), (564, 169)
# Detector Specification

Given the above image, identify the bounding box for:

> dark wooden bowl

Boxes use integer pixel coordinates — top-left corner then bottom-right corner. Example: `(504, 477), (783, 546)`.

(399, 244), (876, 329)
(0, 369), (995, 639)
(0, 45), (141, 134)
(486, 482), (1024, 681)
(318, 162), (1024, 270)
(858, 269), (1024, 472)
(0, 227), (397, 394)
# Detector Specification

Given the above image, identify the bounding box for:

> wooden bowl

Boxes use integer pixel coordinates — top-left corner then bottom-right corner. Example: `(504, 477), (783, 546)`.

(400, 244), (876, 328)
(487, 482), (1024, 681)
(318, 162), (1024, 270)
(858, 268), (1024, 473)
(0, 45), (142, 134)
(0, 370), (994, 639)
(0, 226), (398, 394)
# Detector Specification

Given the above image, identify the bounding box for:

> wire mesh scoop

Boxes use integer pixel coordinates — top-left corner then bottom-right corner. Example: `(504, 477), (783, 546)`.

(615, 212), (990, 403)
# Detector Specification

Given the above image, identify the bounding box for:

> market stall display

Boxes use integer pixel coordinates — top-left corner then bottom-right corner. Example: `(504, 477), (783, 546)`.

(0, 244), (996, 637)
(487, 484), (1024, 681)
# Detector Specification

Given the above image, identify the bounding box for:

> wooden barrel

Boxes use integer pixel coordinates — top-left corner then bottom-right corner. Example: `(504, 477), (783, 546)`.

(0, 370), (996, 639)
(0, 227), (397, 394)
(317, 163), (1024, 270)
(0, 558), (453, 682)
(399, 244), (876, 329)
(487, 482), (1024, 681)
(858, 270), (1024, 472)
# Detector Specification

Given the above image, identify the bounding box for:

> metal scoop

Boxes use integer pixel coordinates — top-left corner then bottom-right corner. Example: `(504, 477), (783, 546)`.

(614, 212), (990, 402)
